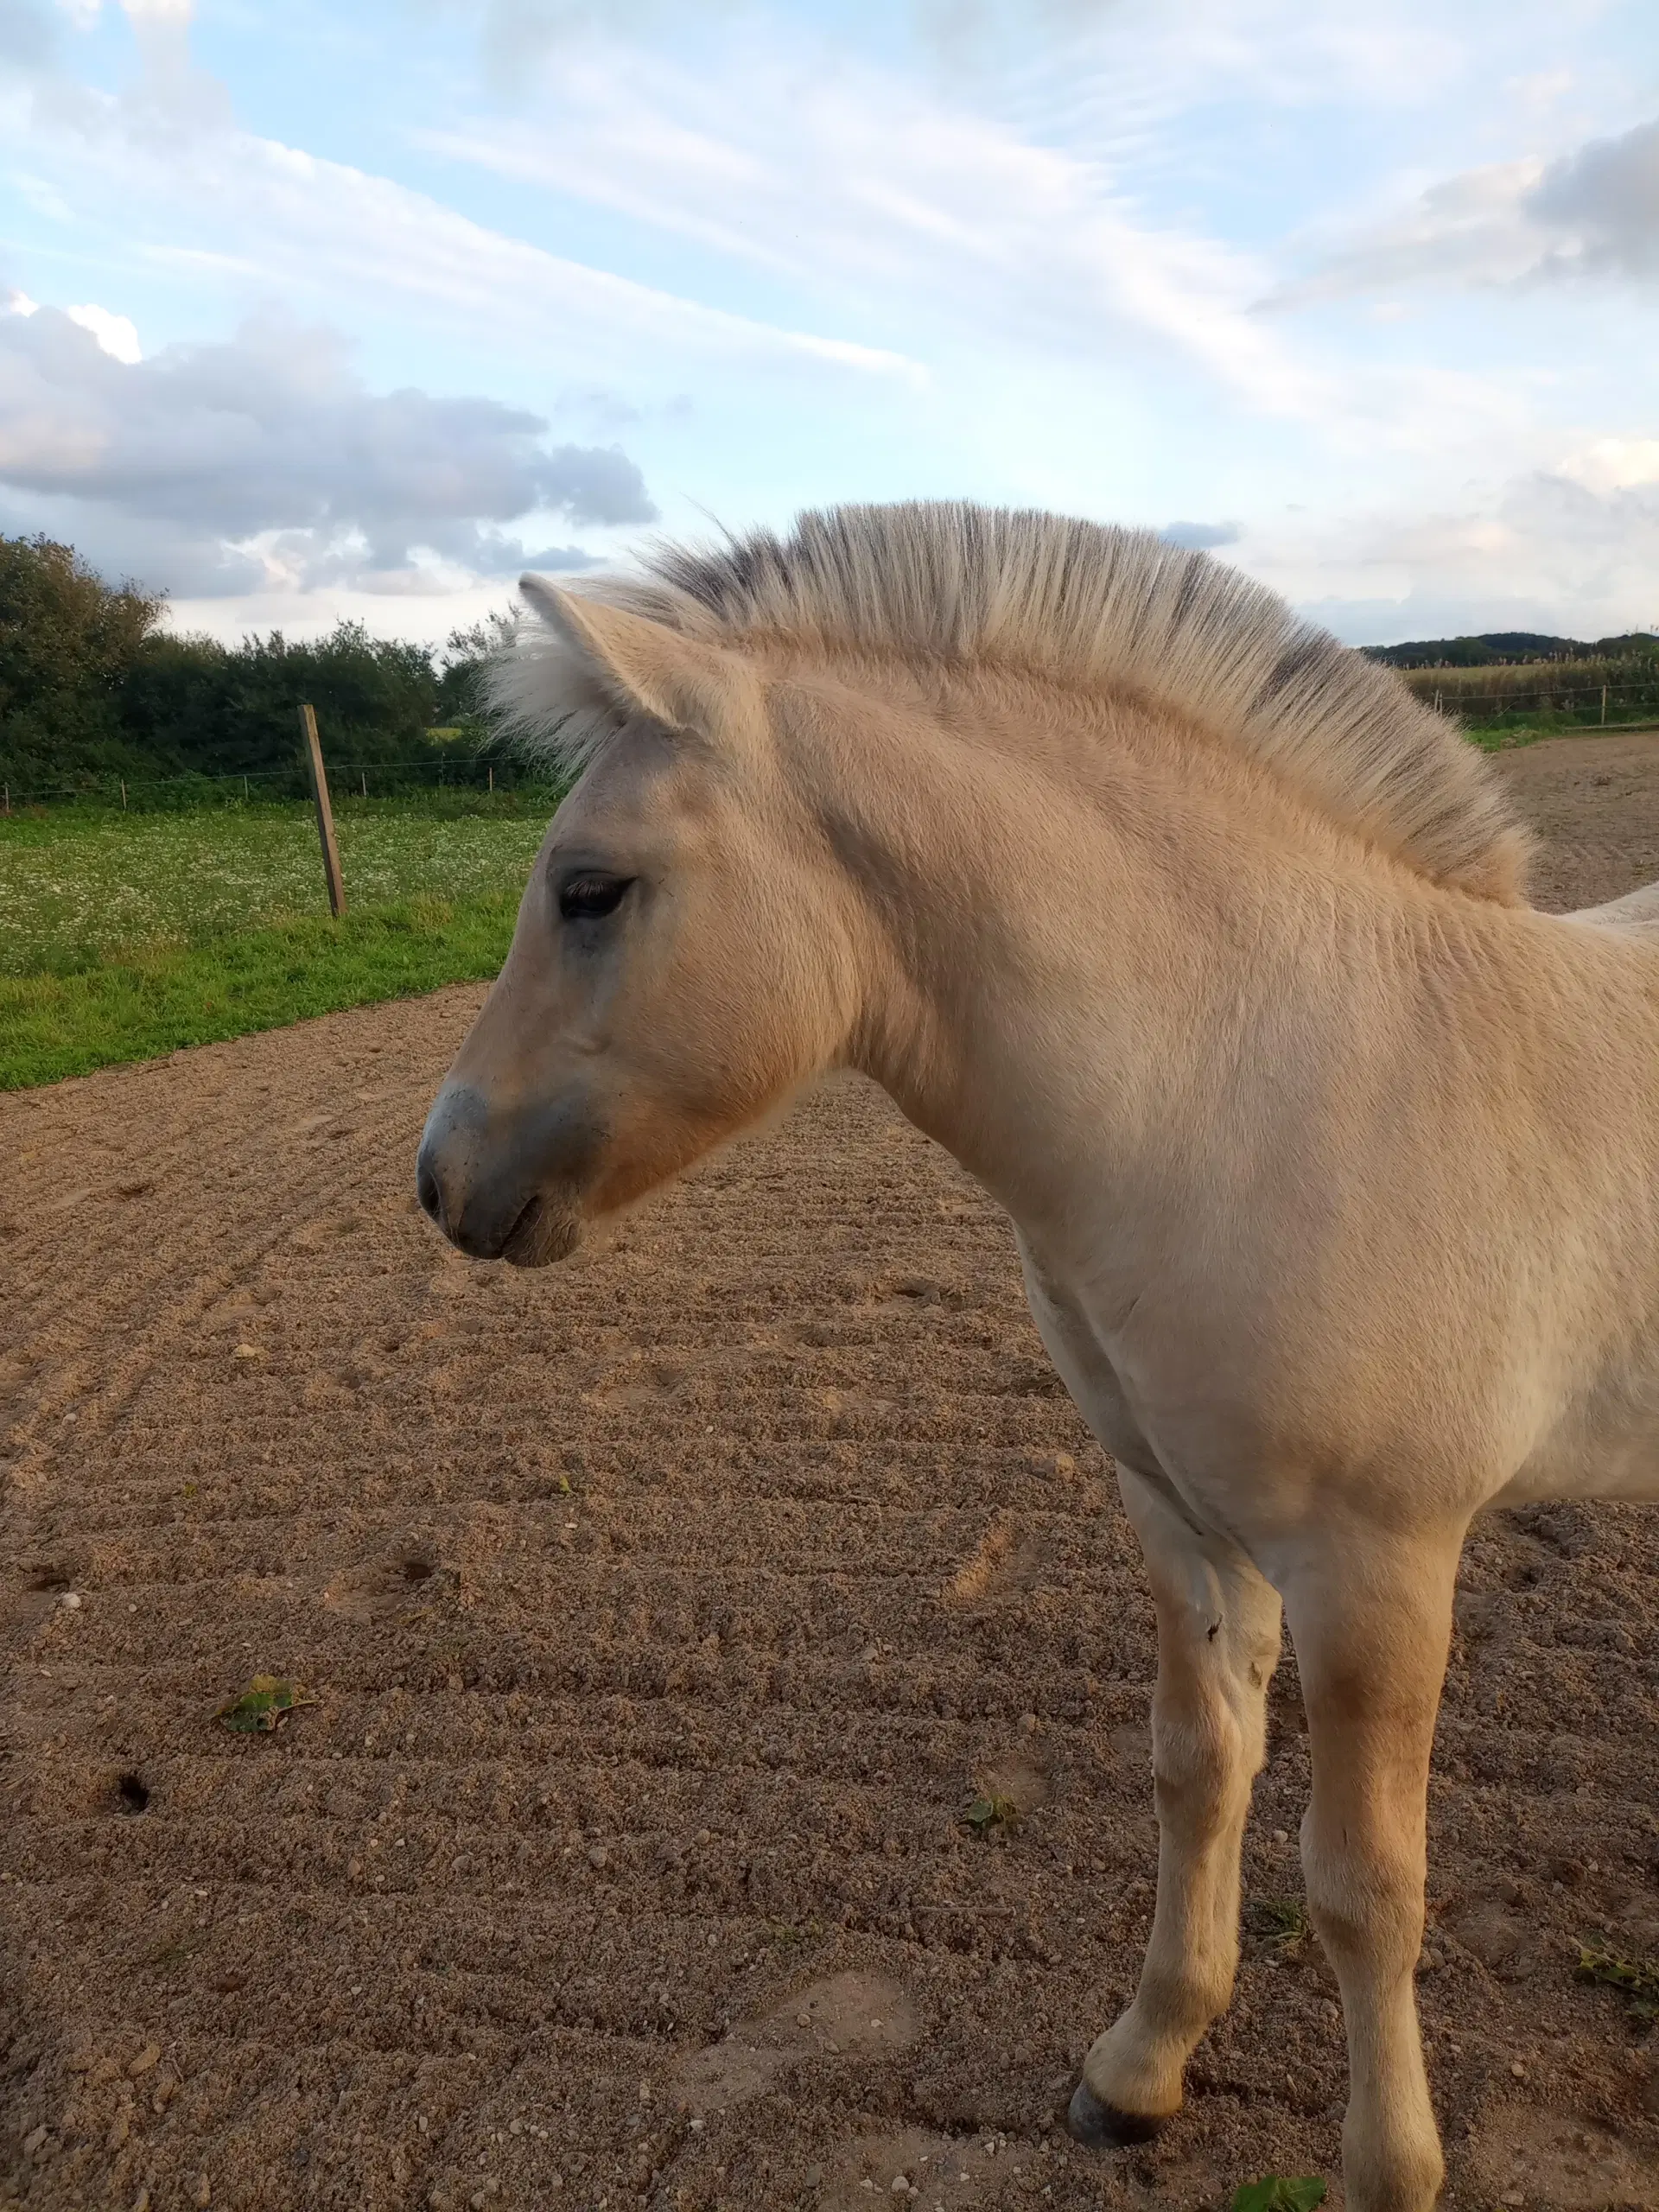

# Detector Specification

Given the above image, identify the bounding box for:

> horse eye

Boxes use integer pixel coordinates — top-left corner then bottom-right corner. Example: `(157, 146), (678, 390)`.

(558, 873), (632, 921)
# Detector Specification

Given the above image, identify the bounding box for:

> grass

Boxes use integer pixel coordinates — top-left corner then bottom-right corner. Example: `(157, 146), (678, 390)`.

(0, 795), (550, 974)
(1, 894), (524, 1090)
(1, 792), (557, 1090)
(1466, 715), (1659, 753)
(1243, 1896), (1312, 1959)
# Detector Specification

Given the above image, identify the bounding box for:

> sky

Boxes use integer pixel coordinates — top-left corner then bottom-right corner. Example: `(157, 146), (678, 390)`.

(1, 0), (1656, 648)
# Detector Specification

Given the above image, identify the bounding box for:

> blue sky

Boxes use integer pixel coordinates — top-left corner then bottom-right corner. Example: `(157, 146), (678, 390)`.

(2, 0), (1656, 645)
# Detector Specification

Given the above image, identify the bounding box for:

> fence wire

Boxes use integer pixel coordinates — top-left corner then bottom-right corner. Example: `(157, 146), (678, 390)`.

(2, 753), (564, 811)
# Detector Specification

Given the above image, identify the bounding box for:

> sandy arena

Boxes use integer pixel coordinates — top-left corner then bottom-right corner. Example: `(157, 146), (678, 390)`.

(4, 730), (1659, 2211)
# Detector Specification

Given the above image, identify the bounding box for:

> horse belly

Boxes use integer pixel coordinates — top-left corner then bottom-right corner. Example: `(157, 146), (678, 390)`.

(1497, 1369), (1659, 1503)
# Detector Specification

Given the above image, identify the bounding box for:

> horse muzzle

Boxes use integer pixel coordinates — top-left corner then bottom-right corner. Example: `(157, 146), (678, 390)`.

(416, 1082), (601, 1267)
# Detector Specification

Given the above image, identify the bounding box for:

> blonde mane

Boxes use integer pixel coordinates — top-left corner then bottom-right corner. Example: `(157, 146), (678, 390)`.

(499, 500), (1531, 901)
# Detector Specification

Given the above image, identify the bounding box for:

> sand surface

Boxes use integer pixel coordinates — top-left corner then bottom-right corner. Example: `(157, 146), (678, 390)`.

(3, 732), (1659, 2211)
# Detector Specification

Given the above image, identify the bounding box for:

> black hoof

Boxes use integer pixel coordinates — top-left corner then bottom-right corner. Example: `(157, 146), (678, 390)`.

(1064, 2079), (1169, 2149)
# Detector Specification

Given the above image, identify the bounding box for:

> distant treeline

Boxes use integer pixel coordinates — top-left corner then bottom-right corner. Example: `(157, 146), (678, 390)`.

(1364, 629), (1659, 671)
(9, 533), (1658, 801)
(0, 533), (507, 800)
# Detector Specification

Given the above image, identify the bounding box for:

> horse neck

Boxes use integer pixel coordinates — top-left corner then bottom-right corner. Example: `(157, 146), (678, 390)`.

(793, 672), (1390, 1239)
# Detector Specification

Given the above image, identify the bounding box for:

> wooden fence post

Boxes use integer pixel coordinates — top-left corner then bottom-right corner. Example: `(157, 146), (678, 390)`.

(1601, 683), (1608, 726)
(298, 703), (346, 918)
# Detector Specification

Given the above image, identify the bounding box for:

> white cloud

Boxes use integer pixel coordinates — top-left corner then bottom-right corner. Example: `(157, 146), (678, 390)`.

(10, 69), (925, 391)
(1276, 159), (1549, 299)
(1278, 114), (1659, 302)
(1558, 437), (1659, 496)
(456, 0), (1467, 111)
(423, 41), (1327, 418)
(1529, 116), (1659, 281)
(1078, 0), (1470, 111)
(0, 302), (658, 595)
(1243, 435), (1659, 644)
(65, 301), (139, 360)
(423, 36), (1582, 484)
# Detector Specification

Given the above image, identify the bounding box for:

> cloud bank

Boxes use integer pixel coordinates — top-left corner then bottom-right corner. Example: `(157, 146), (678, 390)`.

(0, 302), (656, 595)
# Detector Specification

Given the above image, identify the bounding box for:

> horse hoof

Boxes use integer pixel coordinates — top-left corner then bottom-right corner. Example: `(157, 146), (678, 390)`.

(1064, 2079), (1168, 2148)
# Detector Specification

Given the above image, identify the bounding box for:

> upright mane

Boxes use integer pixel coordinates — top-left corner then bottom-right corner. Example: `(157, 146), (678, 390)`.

(500, 500), (1531, 903)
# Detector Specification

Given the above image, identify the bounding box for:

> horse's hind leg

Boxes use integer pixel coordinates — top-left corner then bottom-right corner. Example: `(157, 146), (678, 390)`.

(1284, 1531), (1459, 2212)
(1070, 1467), (1282, 2143)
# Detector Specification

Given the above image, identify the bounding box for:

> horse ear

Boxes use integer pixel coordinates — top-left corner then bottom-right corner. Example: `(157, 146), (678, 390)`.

(519, 575), (725, 734)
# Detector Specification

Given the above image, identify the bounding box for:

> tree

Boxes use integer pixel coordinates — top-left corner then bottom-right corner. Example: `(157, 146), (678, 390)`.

(1, 532), (523, 796)
(435, 610), (517, 736)
(114, 619), (448, 792)
(0, 536), (165, 790)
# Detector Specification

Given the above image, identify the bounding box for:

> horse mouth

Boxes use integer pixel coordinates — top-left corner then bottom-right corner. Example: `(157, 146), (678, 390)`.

(500, 1192), (583, 1268)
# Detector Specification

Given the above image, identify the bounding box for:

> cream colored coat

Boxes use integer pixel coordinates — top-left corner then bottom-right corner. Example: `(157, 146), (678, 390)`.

(416, 504), (1659, 2210)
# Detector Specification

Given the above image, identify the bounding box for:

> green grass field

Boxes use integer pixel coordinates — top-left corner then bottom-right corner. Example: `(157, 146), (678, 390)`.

(1, 794), (558, 1090)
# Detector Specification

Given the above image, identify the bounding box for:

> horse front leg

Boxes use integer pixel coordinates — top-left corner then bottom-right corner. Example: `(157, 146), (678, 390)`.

(1070, 1467), (1283, 2143)
(1284, 1531), (1460, 2212)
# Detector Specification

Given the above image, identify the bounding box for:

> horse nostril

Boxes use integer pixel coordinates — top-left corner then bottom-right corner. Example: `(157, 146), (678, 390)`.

(416, 1156), (444, 1229)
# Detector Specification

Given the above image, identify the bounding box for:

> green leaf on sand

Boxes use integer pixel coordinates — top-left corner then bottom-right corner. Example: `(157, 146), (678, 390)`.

(1231, 2178), (1328, 2212)
(1579, 1943), (1659, 2018)
(963, 1792), (1019, 1835)
(216, 1675), (319, 1733)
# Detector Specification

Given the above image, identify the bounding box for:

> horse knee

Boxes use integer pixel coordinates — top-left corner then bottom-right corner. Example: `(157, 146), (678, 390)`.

(1301, 1827), (1425, 1979)
(1151, 1706), (1249, 1840)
